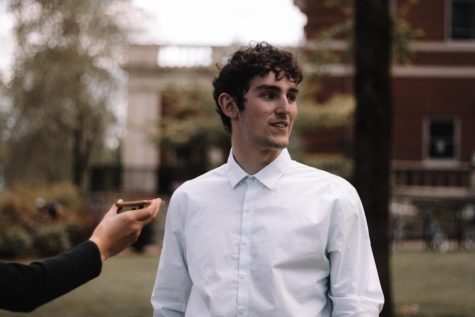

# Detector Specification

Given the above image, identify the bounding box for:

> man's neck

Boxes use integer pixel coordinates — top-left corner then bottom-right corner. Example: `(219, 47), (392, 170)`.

(231, 146), (282, 175)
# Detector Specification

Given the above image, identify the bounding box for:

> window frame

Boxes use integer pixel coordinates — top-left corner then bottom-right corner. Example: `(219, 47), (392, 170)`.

(448, 0), (475, 41)
(423, 116), (460, 166)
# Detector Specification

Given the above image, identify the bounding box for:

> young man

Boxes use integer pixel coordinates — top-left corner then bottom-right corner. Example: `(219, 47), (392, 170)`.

(1, 198), (161, 312)
(151, 42), (384, 316)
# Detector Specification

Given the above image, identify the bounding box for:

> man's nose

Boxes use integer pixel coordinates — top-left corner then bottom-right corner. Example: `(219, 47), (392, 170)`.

(276, 95), (291, 113)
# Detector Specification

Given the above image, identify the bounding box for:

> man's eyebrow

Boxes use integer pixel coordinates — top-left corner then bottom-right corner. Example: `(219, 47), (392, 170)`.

(255, 84), (299, 94)
(288, 87), (300, 95)
(255, 84), (280, 91)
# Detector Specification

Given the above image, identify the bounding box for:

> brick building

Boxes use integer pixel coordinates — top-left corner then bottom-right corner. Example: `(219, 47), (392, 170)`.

(295, 0), (475, 190)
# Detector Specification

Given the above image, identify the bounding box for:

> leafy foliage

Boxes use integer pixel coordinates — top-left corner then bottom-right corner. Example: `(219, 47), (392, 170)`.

(0, 182), (95, 257)
(33, 224), (71, 256)
(156, 84), (230, 185)
(391, 0), (425, 64)
(158, 84), (228, 149)
(0, 226), (32, 258)
(306, 0), (423, 68)
(1, 0), (135, 188)
(295, 94), (355, 132)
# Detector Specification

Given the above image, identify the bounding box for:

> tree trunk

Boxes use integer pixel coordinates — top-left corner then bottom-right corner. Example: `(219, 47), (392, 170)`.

(353, 1), (394, 316)
(72, 122), (94, 190)
(72, 128), (85, 188)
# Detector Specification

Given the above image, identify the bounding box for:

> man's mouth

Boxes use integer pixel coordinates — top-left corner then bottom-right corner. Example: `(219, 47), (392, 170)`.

(270, 122), (288, 128)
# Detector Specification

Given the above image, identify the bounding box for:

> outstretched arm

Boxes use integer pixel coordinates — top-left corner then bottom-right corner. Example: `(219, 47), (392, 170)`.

(0, 199), (161, 312)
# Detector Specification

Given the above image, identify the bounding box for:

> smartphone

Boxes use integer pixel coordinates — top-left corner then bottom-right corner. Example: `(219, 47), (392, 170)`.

(116, 199), (152, 212)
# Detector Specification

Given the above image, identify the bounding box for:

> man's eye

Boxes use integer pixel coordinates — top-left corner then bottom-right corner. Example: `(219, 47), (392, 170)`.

(287, 94), (297, 102)
(262, 92), (277, 99)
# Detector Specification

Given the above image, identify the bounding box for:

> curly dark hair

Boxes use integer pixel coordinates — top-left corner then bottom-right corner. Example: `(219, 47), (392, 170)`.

(212, 42), (303, 133)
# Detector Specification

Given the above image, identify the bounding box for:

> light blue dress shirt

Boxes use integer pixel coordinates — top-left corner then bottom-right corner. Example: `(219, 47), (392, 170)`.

(152, 149), (384, 316)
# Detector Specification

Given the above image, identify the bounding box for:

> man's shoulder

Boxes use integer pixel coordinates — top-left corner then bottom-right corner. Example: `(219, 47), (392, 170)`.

(174, 164), (229, 193)
(290, 161), (363, 211)
(290, 160), (356, 192)
(167, 164), (230, 212)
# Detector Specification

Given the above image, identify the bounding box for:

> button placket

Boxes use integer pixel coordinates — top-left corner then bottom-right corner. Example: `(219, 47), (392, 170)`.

(236, 176), (258, 316)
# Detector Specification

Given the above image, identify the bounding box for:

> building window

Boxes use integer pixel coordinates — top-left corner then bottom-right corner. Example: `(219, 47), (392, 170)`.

(450, 0), (475, 40)
(426, 118), (458, 160)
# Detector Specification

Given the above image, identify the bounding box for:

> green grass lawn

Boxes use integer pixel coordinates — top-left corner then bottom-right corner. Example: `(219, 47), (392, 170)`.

(0, 255), (161, 317)
(1, 251), (474, 317)
(391, 251), (475, 317)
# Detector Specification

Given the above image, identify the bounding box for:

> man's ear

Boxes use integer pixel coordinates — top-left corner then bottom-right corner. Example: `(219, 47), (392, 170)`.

(218, 93), (239, 119)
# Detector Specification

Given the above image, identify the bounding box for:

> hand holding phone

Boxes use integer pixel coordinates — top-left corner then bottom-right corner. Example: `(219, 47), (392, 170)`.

(115, 199), (152, 212)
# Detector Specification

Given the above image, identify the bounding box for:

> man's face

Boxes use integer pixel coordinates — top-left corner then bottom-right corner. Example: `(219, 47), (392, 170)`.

(233, 72), (299, 153)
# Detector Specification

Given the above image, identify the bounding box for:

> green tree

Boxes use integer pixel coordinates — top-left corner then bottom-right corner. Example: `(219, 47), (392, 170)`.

(156, 83), (229, 192)
(2, 0), (134, 188)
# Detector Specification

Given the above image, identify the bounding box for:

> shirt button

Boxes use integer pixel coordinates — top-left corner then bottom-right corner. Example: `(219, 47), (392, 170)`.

(238, 308), (247, 315)
(240, 272), (248, 279)
(241, 239), (248, 247)
(248, 176), (255, 182)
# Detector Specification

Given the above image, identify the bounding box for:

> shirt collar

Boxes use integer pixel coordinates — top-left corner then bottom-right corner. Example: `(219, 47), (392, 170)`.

(227, 148), (292, 190)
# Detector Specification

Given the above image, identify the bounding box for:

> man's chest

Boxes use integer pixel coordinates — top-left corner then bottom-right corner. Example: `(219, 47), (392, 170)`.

(182, 185), (334, 278)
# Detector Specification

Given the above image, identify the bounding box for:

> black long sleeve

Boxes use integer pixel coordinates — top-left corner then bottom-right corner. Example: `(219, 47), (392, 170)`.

(0, 240), (102, 312)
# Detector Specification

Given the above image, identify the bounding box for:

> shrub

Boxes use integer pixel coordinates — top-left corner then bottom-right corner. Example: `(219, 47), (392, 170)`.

(65, 219), (94, 246)
(0, 182), (94, 257)
(0, 226), (33, 258)
(0, 184), (38, 228)
(36, 183), (87, 215)
(33, 225), (71, 257)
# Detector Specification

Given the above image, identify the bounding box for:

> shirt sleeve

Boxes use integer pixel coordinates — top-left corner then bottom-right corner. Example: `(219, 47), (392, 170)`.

(326, 185), (384, 317)
(151, 189), (192, 317)
(0, 240), (102, 312)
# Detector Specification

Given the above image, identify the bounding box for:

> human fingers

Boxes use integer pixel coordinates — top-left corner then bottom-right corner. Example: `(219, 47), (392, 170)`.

(124, 198), (161, 222)
(97, 200), (121, 223)
(103, 199), (122, 218)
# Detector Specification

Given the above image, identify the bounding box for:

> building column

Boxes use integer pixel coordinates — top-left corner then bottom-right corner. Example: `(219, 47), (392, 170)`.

(121, 89), (161, 193)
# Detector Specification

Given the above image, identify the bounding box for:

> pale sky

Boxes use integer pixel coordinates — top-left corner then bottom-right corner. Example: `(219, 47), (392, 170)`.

(0, 0), (306, 77)
(0, 2), (13, 78)
(133, 0), (306, 46)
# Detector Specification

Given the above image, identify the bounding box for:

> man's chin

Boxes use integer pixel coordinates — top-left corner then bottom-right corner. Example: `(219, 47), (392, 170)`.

(257, 136), (289, 150)
(268, 140), (289, 150)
